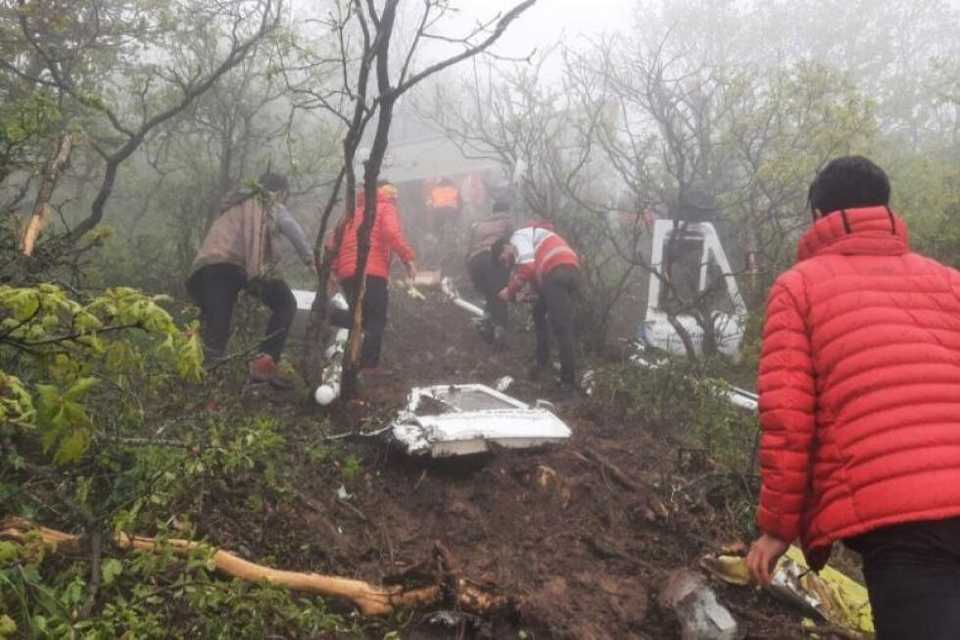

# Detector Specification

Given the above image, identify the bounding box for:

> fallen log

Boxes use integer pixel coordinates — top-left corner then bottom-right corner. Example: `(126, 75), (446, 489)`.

(0, 517), (507, 617)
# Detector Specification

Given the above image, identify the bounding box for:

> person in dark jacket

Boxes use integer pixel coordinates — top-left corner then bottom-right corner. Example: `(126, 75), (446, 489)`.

(746, 156), (960, 640)
(187, 172), (313, 387)
(465, 199), (513, 345)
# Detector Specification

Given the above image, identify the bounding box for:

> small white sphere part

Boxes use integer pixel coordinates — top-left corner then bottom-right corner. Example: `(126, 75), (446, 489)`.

(314, 384), (337, 405)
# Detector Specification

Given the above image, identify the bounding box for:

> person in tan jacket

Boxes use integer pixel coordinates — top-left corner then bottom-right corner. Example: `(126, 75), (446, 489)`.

(187, 173), (313, 386)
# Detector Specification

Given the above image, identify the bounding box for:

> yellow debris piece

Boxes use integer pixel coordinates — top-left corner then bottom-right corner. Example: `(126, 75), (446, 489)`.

(399, 282), (426, 300)
(700, 546), (873, 635)
(782, 546), (873, 635)
(699, 553), (751, 586)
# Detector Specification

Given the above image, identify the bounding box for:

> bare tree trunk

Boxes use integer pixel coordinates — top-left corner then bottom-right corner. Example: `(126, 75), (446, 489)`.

(340, 0), (401, 401)
(307, 0), (537, 398)
(21, 132), (73, 256)
(302, 166), (347, 387)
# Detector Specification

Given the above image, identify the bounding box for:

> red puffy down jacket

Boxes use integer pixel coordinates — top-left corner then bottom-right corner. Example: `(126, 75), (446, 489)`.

(333, 187), (415, 280)
(757, 206), (960, 554)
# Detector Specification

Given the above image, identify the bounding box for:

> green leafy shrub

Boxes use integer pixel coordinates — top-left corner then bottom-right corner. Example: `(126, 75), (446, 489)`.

(583, 356), (758, 472)
(1, 284), (203, 464)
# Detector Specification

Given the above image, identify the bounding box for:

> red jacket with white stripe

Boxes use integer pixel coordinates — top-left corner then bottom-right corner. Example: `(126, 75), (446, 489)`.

(504, 225), (579, 299)
(757, 206), (960, 557)
(331, 187), (415, 280)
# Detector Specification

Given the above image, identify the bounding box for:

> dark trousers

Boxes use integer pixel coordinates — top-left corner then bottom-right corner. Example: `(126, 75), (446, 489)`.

(330, 275), (388, 369)
(427, 207), (460, 247)
(845, 517), (960, 640)
(467, 251), (509, 329)
(533, 265), (580, 385)
(187, 263), (296, 361)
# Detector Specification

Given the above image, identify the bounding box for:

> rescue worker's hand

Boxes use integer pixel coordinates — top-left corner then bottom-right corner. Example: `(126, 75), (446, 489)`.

(497, 287), (511, 302)
(746, 533), (789, 585)
(405, 261), (418, 281)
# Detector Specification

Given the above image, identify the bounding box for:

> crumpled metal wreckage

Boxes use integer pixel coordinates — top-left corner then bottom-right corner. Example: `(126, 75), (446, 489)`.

(297, 282), (574, 457)
(700, 545), (873, 636)
(391, 384), (572, 458)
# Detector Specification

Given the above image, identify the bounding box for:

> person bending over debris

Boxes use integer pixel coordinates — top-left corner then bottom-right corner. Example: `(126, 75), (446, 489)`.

(188, 172), (313, 388)
(746, 156), (960, 640)
(495, 223), (581, 393)
(328, 181), (416, 376)
(465, 199), (513, 346)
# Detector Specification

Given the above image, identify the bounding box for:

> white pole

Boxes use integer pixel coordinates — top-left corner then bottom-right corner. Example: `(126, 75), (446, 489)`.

(314, 294), (350, 406)
(441, 277), (485, 318)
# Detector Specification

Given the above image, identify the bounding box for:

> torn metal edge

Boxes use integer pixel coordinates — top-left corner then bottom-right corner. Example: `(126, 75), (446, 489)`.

(392, 384), (573, 458)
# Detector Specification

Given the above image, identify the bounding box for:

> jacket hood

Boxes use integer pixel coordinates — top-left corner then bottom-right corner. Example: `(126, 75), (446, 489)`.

(797, 206), (909, 262)
(354, 184), (398, 211)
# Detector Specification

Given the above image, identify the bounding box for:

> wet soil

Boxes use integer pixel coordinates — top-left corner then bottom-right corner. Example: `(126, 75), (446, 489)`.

(203, 274), (818, 639)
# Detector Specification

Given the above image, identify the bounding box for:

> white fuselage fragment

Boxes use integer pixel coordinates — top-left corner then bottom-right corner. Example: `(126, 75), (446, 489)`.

(643, 220), (748, 360)
(392, 384), (573, 457)
(441, 277), (486, 318)
(291, 290), (351, 405)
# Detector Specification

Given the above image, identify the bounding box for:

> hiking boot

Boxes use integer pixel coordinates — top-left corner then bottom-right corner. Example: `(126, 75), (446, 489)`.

(248, 354), (294, 390)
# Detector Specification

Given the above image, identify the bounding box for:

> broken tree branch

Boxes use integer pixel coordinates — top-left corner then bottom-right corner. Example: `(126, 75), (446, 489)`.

(21, 132), (74, 256)
(0, 517), (509, 617)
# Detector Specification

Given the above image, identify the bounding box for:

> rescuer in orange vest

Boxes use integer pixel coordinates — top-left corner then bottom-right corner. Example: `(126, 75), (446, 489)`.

(425, 177), (463, 254)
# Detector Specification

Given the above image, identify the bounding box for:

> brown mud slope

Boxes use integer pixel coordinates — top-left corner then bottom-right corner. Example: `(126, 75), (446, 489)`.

(220, 281), (815, 639)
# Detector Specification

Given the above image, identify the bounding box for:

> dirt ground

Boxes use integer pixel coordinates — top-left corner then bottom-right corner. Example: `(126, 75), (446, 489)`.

(201, 271), (825, 639)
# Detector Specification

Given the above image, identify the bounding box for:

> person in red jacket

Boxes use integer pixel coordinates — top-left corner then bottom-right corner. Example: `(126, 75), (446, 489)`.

(328, 181), (416, 372)
(746, 156), (960, 639)
(494, 224), (581, 392)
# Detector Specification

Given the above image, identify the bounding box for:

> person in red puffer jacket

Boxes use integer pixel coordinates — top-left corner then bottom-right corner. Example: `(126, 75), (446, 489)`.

(746, 156), (960, 639)
(327, 181), (416, 373)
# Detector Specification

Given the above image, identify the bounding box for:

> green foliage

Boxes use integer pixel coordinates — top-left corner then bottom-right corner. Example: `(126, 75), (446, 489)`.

(0, 92), (61, 151)
(584, 357), (757, 472)
(1, 534), (358, 639)
(881, 149), (960, 268)
(0, 372), (34, 427)
(0, 614), (15, 638)
(1, 284), (203, 464)
(2, 382), (359, 638)
(339, 453), (363, 482)
(720, 61), (878, 297)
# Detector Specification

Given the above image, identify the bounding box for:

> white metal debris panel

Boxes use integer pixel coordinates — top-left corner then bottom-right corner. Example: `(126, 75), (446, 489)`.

(392, 384), (572, 457)
(292, 288), (317, 312)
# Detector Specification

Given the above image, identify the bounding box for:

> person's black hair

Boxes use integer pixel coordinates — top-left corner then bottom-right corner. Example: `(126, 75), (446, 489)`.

(492, 199), (510, 213)
(258, 172), (289, 194)
(808, 156), (890, 218)
(490, 235), (510, 268)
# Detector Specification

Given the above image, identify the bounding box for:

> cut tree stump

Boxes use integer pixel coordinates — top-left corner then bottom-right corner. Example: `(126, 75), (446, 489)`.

(0, 517), (508, 617)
